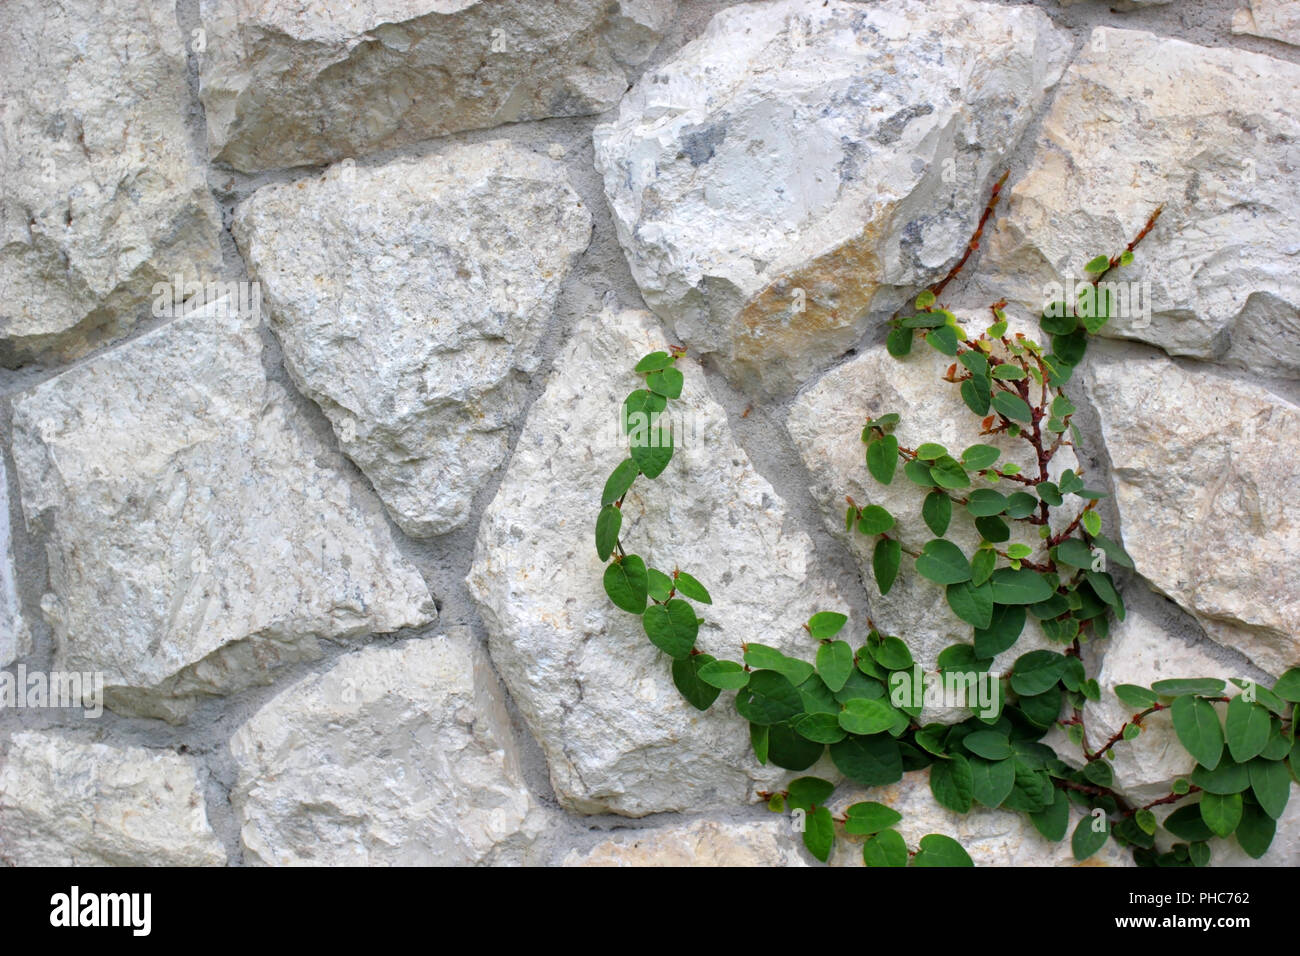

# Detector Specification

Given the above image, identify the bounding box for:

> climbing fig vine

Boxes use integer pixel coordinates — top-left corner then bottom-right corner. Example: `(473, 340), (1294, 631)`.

(595, 181), (1299, 867)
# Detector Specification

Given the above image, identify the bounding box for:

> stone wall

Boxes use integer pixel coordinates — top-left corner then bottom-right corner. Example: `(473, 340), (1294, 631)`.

(1, 0), (1297, 866)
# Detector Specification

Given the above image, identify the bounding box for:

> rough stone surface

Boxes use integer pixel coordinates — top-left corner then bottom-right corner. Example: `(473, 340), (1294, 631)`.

(1087, 354), (1300, 675)
(1233, 0), (1300, 46)
(787, 311), (1074, 721)
(1, 453), (29, 668)
(0, 0), (224, 365)
(594, 0), (1069, 396)
(199, 0), (676, 172)
(0, 731), (226, 866)
(235, 143), (592, 537)
(984, 29), (1300, 378)
(563, 818), (810, 866)
(825, 779), (1134, 866)
(9, 301), (436, 721)
(468, 307), (846, 816)
(231, 631), (546, 865)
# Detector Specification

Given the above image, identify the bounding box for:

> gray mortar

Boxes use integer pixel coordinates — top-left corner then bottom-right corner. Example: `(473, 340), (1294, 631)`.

(0, 0), (1295, 865)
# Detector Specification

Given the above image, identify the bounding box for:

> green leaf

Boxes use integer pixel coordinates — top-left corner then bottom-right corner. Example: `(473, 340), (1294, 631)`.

(671, 654), (721, 710)
(1035, 481), (1063, 507)
(993, 391), (1033, 424)
(839, 697), (898, 735)
(871, 635), (914, 670)
(807, 611), (848, 640)
(971, 548), (996, 587)
(903, 313), (947, 329)
(867, 435), (899, 485)
(992, 363), (1026, 380)
(1248, 758), (1291, 819)
(930, 456), (971, 490)
(1152, 678), (1227, 697)
(1072, 812), (1110, 861)
(1005, 492), (1039, 519)
(922, 490), (952, 536)
(915, 289), (936, 309)
(802, 806), (835, 862)
(930, 754), (974, 813)
(862, 828), (909, 867)
(1200, 791), (1243, 838)
(915, 443), (948, 460)
(844, 802), (902, 836)
(886, 326), (913, 358)
(961, 378), (990, 416)
(1090, 534), (1134, 569)
(1053, 538), (1094, 569)
(642, 599), (698, 659)
(672, 571), (712, 605)
(1114, 684), (1159, 710)
(1272, 668), (1300, 703)
(1082, 511), (1102, 538)
(946, 578), (994, 630)
(967, 489), (1008, 517)
(622, 388), (667, 433)
(990, 567), (1055, 605)
(915, 539), (971, 585)
(830, 735), (903, 787)
(603, 555), (648, 613)
(926, 325), (959, 355)
(963, 731), (1014, 761)
(1226, 696), (1271, 763)
(1083, 759), (1114, 788)
(973, 604), (1026, 659)
(647, 567), (673, 603)
(750, 724), (770, 765)
(1029, 789), (1069, 842)
(634, 351), (672, 372)
(1010, 650), (1068, 696)
(697, 659), (749, 690)
(873, 538), (902, 596)
(912, 833), (973, 867)
(768, 724), (826, 771)
(970, 757), (1016, 808)
(1084, 254), (1110, 275)
(787, 776), (836, 811)
(1171, 695), (1224, 771)
(817, 640), (854, 692)
(601, 458), (639, 506)
(645, 366), (684, 399)
(974, 515), (1010, 543)
(1163, 804), (1213, 842)
(961, 444), (1001, 471)
(904, 459), (937, 487)
(856, 505), (895, 535)
(1236, 802), (1277, 859)
(792, 712), (847, 744)
(735, 670), (803, 726)
(1135, 809), (1158, 836)
(743, 644), (813, 685)
(629, 425), (673, 478)
(595, 505), (622, 561)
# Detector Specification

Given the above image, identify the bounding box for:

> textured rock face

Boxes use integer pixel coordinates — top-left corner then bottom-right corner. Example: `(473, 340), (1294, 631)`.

(564, 818), (809, 866)
(235, 143), (592, 537)
(1087, 355), (1300, 675)
(1, 453), (29, 668)
(230, 632), (548, 865)
(825, 781), (1134, 867)
(984, 29), (1300, 378)
(199, 0), (676, 172)
(0, 732), (226, 866)
(468, 307), (846, 816)
(9, 301), (436, 721)
(1233, 1), (1300, 46)
(787, 312), (1073, 719)
(594, 0), (1069, 396)
(0, 0), (224, 365)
